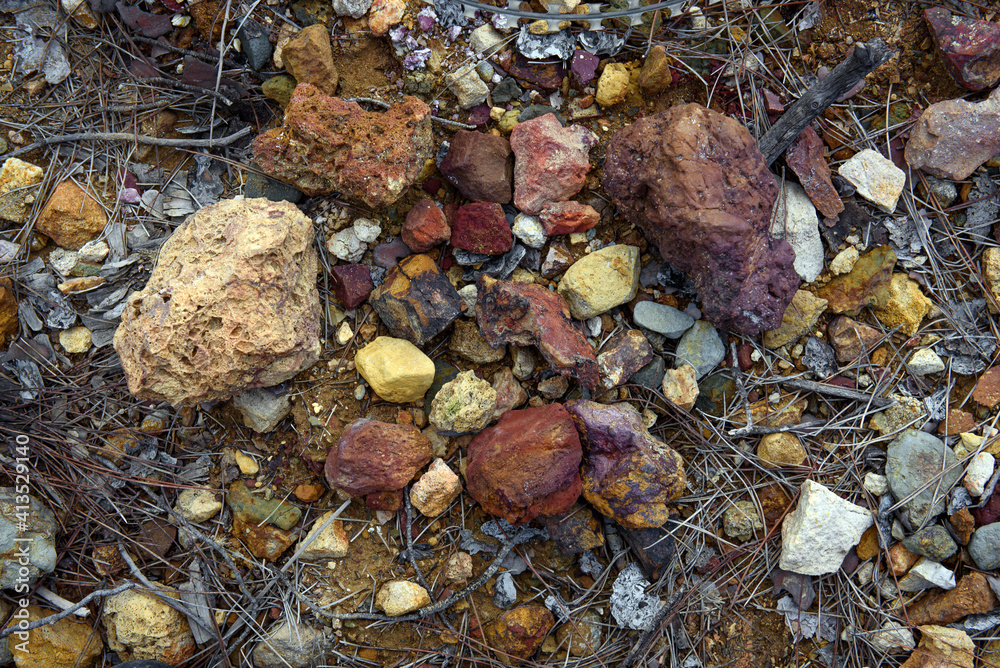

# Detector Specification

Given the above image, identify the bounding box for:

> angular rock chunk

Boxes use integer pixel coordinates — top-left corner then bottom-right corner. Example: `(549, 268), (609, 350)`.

(402, 199), (450, 253)
(103, 587), (196, 665)
(779, 479), (873, 576)
(906, 571), (996, 626)
(816, 245), (896, 315)
(476, 275), (598, 389)
(281, 24), (338, 96)
(905, 88), (1000, 180)
(114, 198), (320, 406)
(451, 202), (513, 255)
(838, 149), (906, 213)
(325, 419), (433, 498)
(370, 254), (463, 346)
(253, 84), (432, 208)
(899, 625), (973, 668)
(483, 605), (554, 662)
(887, 429), (962, 526)
(539, 200), (600, 236)
(566, 400), (686, 529)
(828, 315), (884, 363)
(329, 263), (372, 309)
(355, 336), (435, 403)
(36, 181), (108, 250)
(597, 329), (653, 389)
(558, 244), (639, 319)
(510, 113), (598, 215)
(925, 7), (1000, 91)
(603, 103), (799, 335)
(785, 126), (843, 219)
(439, 130), (513, 203)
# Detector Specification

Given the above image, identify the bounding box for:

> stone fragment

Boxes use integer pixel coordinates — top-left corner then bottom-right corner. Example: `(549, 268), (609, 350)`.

(864, 473), (889, 498)
(965, 452), (995, 497)
(603, 103), (798, 335)
(969, 523), (1000, 569)
(762, 289), (827, 349)
(661, 364), (698, 411)
(449, 319), (505, 364)
(555, 610), (602, 657)
(724, 500), (763, 542)
(904, 88), (1000, 180)
(780, 479), (873, 575)
(36, 181), (108, 250)
(983, 247), (1000, 313)
(447, 64), (489, 109)
(370, 254), (463, 346)
(492, 367), (528, 418)
(451, 202), (513, 255)
(262, 75), (297, 107)
(410, 458), (462, 517)
(439, 131), (513, 203)
(975, 366), (1000, 408)
(103, 587), (196, 664)
(610, 562), (661, 630)
(951, 508), (975, 544)
(870, 621), (915, 655)
(59, 326), (91, 353)
(637, 45), (672, 95)
(817, 245), (896, 315)
(469, 24), (503, 55)
(232, 387), (291, 433)
(329, 264), (373, 309)
(870, 395), (928, 435)
(757, 432), (807, 468)
(356, 337), (435, 403)
(770, 182), (824, 282)
(174, 488), (222, 523)
(829, 247), (859, 275)
(907, 572), (997, 626)
(828, 315), (883, 363)
(329, 219), (380, 263)
(281, 25), (338, 96)
(0, 158), (43, 224)
(512, 213), (545, 249)
(510, 113), (597, 214)
(332, 0), (373, 17)
(466, 403), (582, 524)
(596, 63), (629, 107)
(297, 513), (350, 560)
(908, 348), (945, 376)
(925, 7), (1000, 91)
(376, 581), (430, 616)
(402, 199), (450, 253)
(254, 85), (432, 207)
(228, 482), (301, 530)
(888, 542), (921, 576)
(557, 245), (639, 319)
(237, 19), (271, 72)
(902, 525), (957, 561)
(871, 273), (932, 337)
(898, 558), (956, 592)
(785, 126), (843, 219)
(235, 451), (259, 475)
(541, 242), (573, 277)
(10, 606), (102, 668)
(429, 370), (497, 436)
(325, 419), (433, 497)
(939, 409), (976, 436)
(476, 275), (598, 389)
(0, 490), (55, 591)
(899, 625), (973, 668)
(446, 552), (473, 582)
(803, 336), (838, 378)
(597, 329), (653, 389)
(886, 430), (962, 526)
(538, 502), (604, 555)
(368, 0), (404, 36)
(674, 321), (725, 379)
(838, 149), (906, 213)
(571, 50), (599, 87)
(567, 400), (686, 529)
(538, 200), (600, 236)
(633, 301), (693, 338)
(483, 605), (554, 663)
(251, 621), (326, 668)
(537, 375), (568, 399)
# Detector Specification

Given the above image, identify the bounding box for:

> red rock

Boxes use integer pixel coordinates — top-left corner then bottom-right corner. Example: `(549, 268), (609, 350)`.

(507, 53), (565, 91)
(566, 400), (686, 529)
(938, 409), (976, 436)
(329, 264), (372, 309)
(253, 84), (432, 208)
(476, 275), (598, 389)
(510, 114), (597, 215)
(538, 201), (600, 236)
(785, 126), (844, 219)
(492, 367), (527, 418)
(466, 403), (582, 524)
(974, 367), (1000, 408)
(904, 89), (1000, 180)
(451, 202), (513, 255)
(370, 254), (463, 346)
(972, 490), (1000, 526)
(602, 103), (799, 336)
(365, 489), (404, 511)
(483, 605), (555, 663)
(828, 316), (884, 364)
(325, 419), (433, 497)
(816, 245), (896, 315)
(906, 572), (997, 625)
(374, 237), (413, 269)
(281, 24), (338, 96)
(925, 7), (1000, 91)
(402, 199), (450, 253)
(368, 0), (404, 36)
(439, 130), (513, 203)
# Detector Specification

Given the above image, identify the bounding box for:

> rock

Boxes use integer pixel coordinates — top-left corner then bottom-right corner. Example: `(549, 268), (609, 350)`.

(898, 558), (956, 592)
(870, 395), (928, 435)
(59, 326), (91, 353)
(465, 403), (582, 524)
(567, 400), (686, 529)
(541, 242), (574, 277)
(785, 126), (843, 219)
(770, 182), (824, 282)
(597, 329), (654, 389)
(476, 275), (599, 389)
(329, 263), (373, 309)
(512, 347), (537, 380)
(470, 23), (503, 55)
(555, 610), (602, 657)
(779, 479), (873, 575)
(596, 63), (629, 107)
(439, 131), (513, 203)
(368, 0), (404, 36)
(951, 508), (975, 544)
(661, 364), (698, 411)
(483, 605), (554, 663)
(36, 181), (107, 249)
(492, 367), (528, 418)
(424, 361), (458, 413)
(984, 247), (1000, 313)
(510, 113), (598, 215)
(838, 149), (906, 213)
(633, 301), (694, 338)
(538, 503), (604, 555)
(174, 488), (222, 523)
(325, 419), (432, 498)
(610, 563), (661, 630)
(908, 348), (945, 376)
(904, 88), (1000, 180)
(925, 7), (1000, 91)
(871, 273), (932, 337)
(537, 375), (568, 399)
(9, 606), (102, 668)
(281, 25), (338, 96)
(829, 247), (859, 275)
(356, 337), (435, 403)
(0, 158), (43, 224)
(512, 213), (546, 249)
(637, 45), (672, 95)
(237, 19), (272, 71)
(899, 625), (973, 668)
(975, 366), (1000, 408)
(906, 572), (997, 625)
(114, 199), (320, 406)
(828, 315), (883, 363)
(0, 490), (55, 589)
(902, 525), (958, 561)
(865, 472), (889, 496)
(451, 202), (513, 255)
(969, 522), (1000, 569)
(262, 75), (297, 107)
(329, 218), (381, 263)
(939, 409), (976, 436)
(429, 370), (497, 436)
(294, 484), (324, 503)
(888, 542), (921, 576)
(557, 245), (639, 319)
(297, 513), (349, 560)
(447, 64), (489, 109)
(445, 553), (472, 582)
(870, 621), (915, 655)
(886, 430), (962, 526)
(449, 319), (506, 364)
(725, 500), (764, 542)
(965, 452), (995, 497)
(757, 432), (807, 468)
(571, 50), (599, 87)
(762, 289), (828, 349)
(816, 245), (896, 315)
(103, 586), (196, 664)
(493, 571), (517, 608)
(376, 581), (431, 616)
(370, 254), (463, 346)
(228, 482), (301, 530)
(251, 621), (326, 668)
(410, 458), (462, 517)
(332, 0), (373, 18)
(674, 321), (725, 379)
(602, 103), (798, 336)
(803, 336), (838, 378)
(254, 85), (432, 207)
(538, 200), (600, 236)
(402, 199), (450, 253)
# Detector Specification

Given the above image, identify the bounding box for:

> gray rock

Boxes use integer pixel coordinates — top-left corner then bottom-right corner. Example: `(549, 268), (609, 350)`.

(901, 525), (957, 561)
(332, 0), (373, 18)
(969, 522), (1000, 570)
(771, 181), (824, 282)
(252, 621), (327, 668)
(628, 355), (665, 390)
(491, 77), (522, 104)
(493, 571), (517, 608)
(632, 301), (694, 338)
(476, 60), (494, 82)
(0, 489), (57, 589)
(779, 479), (873, 576)
(925, 176), (957, 206)
(610, 563), (660, 631)
(896, 557), (956, 591)
(802, 336), (837, 378)
(446, 64), (489, 109)
(232, 387), (291, 433)
(886, 429), (961, 526)
(673, 321), (725, 378)
(870, 621), (915, 655)
(245, 166), (303, 203)
(237, 19), (272, 70)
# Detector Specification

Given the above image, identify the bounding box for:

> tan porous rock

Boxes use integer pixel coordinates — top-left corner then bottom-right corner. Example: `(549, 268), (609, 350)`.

(103, 586), (196, 665)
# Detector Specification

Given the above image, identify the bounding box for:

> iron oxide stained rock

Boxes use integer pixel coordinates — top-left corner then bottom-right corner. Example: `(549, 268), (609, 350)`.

(475, 275), (599, 389)
(566, 400), (686, 530)
(325, 419), (433, 498)
(329, 263), (372, 309)
(114, 198), (321, 407)
(510, 113), (598, 215)
(370, 253), (463, 346)
(482, 605), (555, 663)
(253, 84), (432, 208)
(597, 329), (654, 389)
(465, 403), (583, 525)
(785, 126), (844, 219)
(402, 198), (451, 253)
(439, 130), (514, 203)
(925, 6), (1000, 91)
(538, 502), (605, 555)
(539, 200), (601, 236)
(816, 245), (896, 315)
(451, 202), (514, 255)
(602, 103), (799, 336)
(280, 24), (339, 96)
(904, 88), (1000, 180)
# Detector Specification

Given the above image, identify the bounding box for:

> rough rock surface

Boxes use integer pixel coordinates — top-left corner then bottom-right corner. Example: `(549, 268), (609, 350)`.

(103, 587), (196, 664)
(906, 572), (996, 625)
(770, 182), (824, 282)
(297, 512), (349, 560)
(281, 25), (338, 96)
(254, 84), (432, 207)
(476, 276), (598, 389)
(232, 387), (291, 433)
(763, 289), (828, 349)
(539, 200), (601, 236)
(785, 126), (843, 219)
(329, 263), (373, 309)
(370, 254), (463, 346)
(10, 606), (102, 668)
(325, 419), (432, 498)
(35, 181), (108, 250)
(174, 488), (223, 523)
(510, 113), (598, 214)
(567, 400), (686, 529)
(904, 88), (1000, 180)
(466, 403), (583, 524)
(251, 621), (327, 668)
(634, 301), (694, 338)
(603, 103), (798, 335)
(899, 625), (973, 668)
(969, 522), (1000, 570)
(557, 245), (639, 319)
(597, 329), (654, 389)
(757, 432), (807, 468)
(0, 158), (43, 224)
(440, 130), (513, 203)
(402, 199), (451, 252)
(114, 198), (320, 406)
(483, 605), (555, 663)
(451, 202), (513, 255)
(429, 370), (497, 435)
(410, 458), (462, 517)
(838, 149), (906, 213)
(376, 581), (431, 616)
(817, 245), (896, 315)
(779, 479), (873, 575)
(228, 481), (302, 530)
(872, 273), (932, 337)
(887, 430), (962, 526)
(355, 336), (435, 404)
(828, 315), (884, 363)
(0, 489), (57, 590)
(925, 7), (1000, 91)
(661, 364), (698, 411)
(449, 319), (506, 364)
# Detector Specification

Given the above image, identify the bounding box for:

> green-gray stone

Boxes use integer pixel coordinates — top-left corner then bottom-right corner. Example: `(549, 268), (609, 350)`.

(886, 429), (961, 527)
(674, 320), (725, 379)
(227, 482), (301, 530)
(901, 525), (957, 561)
(423, 360), (457, 412)
(695, 372), (736, 416)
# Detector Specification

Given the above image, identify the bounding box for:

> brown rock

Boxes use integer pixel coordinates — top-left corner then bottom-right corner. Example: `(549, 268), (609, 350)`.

(439, 130), (514, 203)
(899, 625), (974, 668)
(0, 279), (18, 345)
(254, 84), (432, 208)
(370, 254), (463, 346)
(749, 395), (806, 427)
(950, 508), (975, 544)
(8, 606), (102, 668)
(785, 126), (844, 219)
(281, 25), (338, 96)
(294, 483), (325, 503)
(402, 199), (450, 253)
(905, 88), (1000, 180)
(757, 483), (792, 532)
(465, 403), (582, 524)
(113, 198), (320, 406)
(233, 514), (297, 561)
(510, 113), (597, 215)
(816, 245), (896, 315)
(538, 200), (600, 236)
(597, 329), (654, 389)
(476, 275), (598, 390)
(887, 542), (920, 577)
(483, 605), (555, 664)
(449, 318), (506, 364)
(757, 432), (807, 468)
(974, 366), (1000, 408)
(36, 181), (108, 250)
(907, 572), (997, 626)
(637, 44), (672, 96)
(325, 419), (433, 497)
(938, 409), (976, 436)
(856, 525), (880, 560)
(828, 315), (884, 364)
(492, 366), (528, 419)
(925, 7), (1000, 91)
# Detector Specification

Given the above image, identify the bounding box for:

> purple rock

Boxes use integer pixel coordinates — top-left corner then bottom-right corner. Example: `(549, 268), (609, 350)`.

(330, 264), (374, 309)
(417, 7), (437, 30)
(469, 104), (491, 127)
(403, 48), (432, 70)
(373, 237), (413, 269)
(571, 50), (600, 87)
(925, 6), (1000, 91)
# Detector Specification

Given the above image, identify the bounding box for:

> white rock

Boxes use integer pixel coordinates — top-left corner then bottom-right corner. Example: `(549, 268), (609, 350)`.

(252, 621), (327, 668)
(964, 452), (995, 497)
(771, 182), (823, 282)
(78, 239), (110, 263)
(864, 472), (888, 496)
(896, 557), (956, 591)
(458, 284), (478, 312)
(49, 248), (78, 276)
(829, 247), (859, 275)
(174, 488), (222, 523)
(779, 479), (874, 575)
(838, 149), (906, 213)
(328, 228), (365, 262)
(336, 321), (353, 345)
(352, 218), (381, 244)
(232, 388), (291, 433)
(512, 213), (545, 249)
(855, 561), (874, 585)
(375, 581), (430, 616)
(870, 621), (915, 654)
(469, 24), (504, 55)
(331, 0), (373, 18)
(298, 512), (350, 560)
(907, 348), (945, 376)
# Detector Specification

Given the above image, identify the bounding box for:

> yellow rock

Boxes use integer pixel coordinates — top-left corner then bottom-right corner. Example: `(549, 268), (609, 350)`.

(235, 451), (259, 475)
(375, 581), (431, 616)
(763, 289), (828, 349)
(871, 273), (931, 336)
(356, 336), (435, 403)
(0, 158), (43, 224)
(662, 364), (698, 411)
(596, 63), (630, 107)
(557, 244), (639, 319)
(904, 626), (973, 668)
(103, 587), (196, 664)
(58, 326), (91, 353)
(983, 247), (1000, 314)
(757, 432), (807, 468)
(8, 606), (102, 668)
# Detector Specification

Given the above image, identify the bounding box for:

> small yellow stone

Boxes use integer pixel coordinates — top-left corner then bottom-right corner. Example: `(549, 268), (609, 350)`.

(235, 451), (259, 475)
(757, 432), (807, 468)
(596, 63), (630, 107)
(355, 336), (435, 403)
(58, 326), (91, 353)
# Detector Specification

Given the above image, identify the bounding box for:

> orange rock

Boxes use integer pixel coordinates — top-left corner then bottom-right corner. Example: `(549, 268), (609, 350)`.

(483, 605), (555, 664)
(950, 508), (975, 545)
(281, 25), (338, 96)
(293, 483), (324, 503)
(906, 572), (997, 626)
(856, 525), (880, 560)
(232, 514), (297, 561)
(10, 605), (102, 668)
(0, 278), (17, 344)
(36, 181), (107, 250)
(938, 409), (976, 435)
(887, 542), (920, 577)
(974, 367), (1000, 408)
